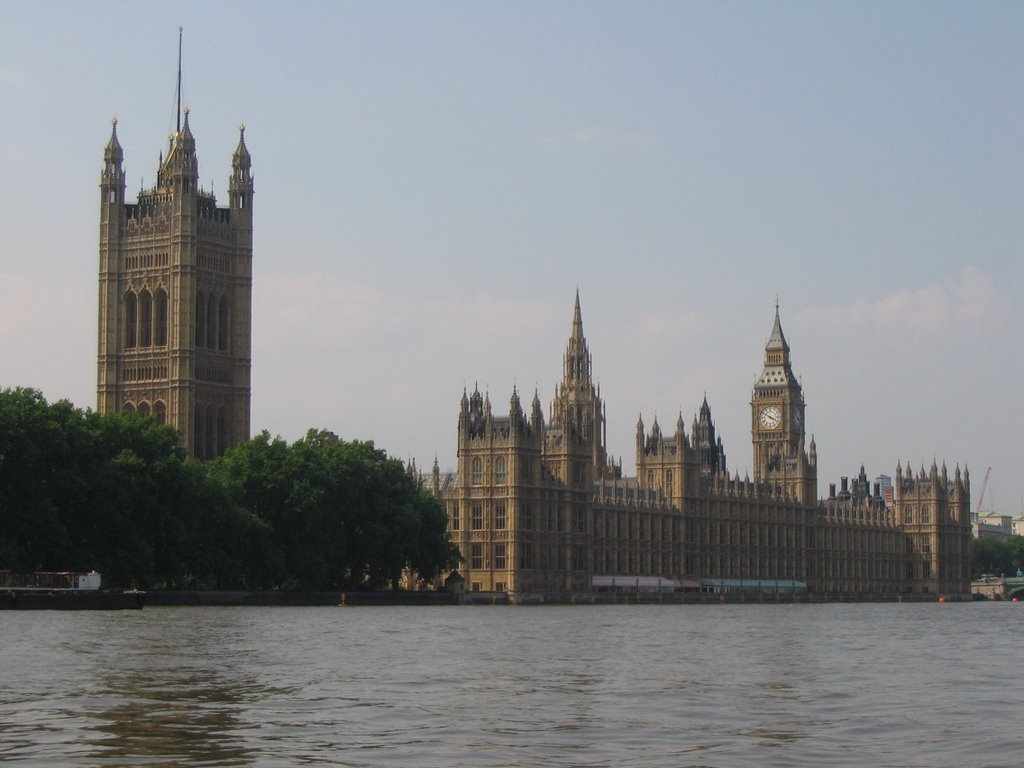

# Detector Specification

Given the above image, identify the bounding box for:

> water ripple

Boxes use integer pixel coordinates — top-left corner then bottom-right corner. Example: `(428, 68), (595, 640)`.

(2, 604), (1022, 767)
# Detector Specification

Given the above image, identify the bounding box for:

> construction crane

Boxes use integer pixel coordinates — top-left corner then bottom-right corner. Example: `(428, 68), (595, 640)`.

(977, 467), (991, 514)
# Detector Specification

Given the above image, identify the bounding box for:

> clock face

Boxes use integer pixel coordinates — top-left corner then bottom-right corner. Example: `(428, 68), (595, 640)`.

(758, 405), (782, 430)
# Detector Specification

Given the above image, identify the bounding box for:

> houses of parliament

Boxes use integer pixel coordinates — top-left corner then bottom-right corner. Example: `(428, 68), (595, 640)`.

(429, 293), (972, 599)
(95, 109), (971, 599)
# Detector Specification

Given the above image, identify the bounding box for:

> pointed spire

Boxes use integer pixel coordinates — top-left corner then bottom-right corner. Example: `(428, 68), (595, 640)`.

(766, 301), (790, 353)
(233, 123), (251, 170)
(178, 105), (195, 149)
(563, 288), (591, 385)
(175, 25), (184, 135)
(572, 287), (583, 340)
(102, 117), (124, 195)
(509, 385), (522, 421)
(104, 116), (123, 164)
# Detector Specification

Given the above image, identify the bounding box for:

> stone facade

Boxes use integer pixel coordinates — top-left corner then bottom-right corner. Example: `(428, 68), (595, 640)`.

(432, 293), (971, 599)
(97, 112), (253, 459)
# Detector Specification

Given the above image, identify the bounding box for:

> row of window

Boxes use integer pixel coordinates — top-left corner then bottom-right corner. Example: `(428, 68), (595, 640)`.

(901, 505), (931, 525)
(452, 501), (821, 554)
(645, 469), (674, 489)
(122, 400), (232, 459)
(471, 456), (507, 485)
(123, 289), (232, 352)
(125, 289), (168, 348)
(198, 254), (231, 273)
(470, 543), (508, 571)
(122, 365), (169, 382)
(194, 403), (232, 460)
(125, 253), (169, 271)
(123, 400), (167, 425)
(195, 292), (231, 351)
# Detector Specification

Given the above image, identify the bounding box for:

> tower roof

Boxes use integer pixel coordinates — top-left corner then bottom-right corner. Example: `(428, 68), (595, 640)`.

(571, 288), (584, 345)
(757, 302), (797, 388)
(562, 288), (591, 385)
(177, 106), (196, 151)
(104, 116), (123, 164)
(233, 123), (251, 170)
(766, 301), (789, 353)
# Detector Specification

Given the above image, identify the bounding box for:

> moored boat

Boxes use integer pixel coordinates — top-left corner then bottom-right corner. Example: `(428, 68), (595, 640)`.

(1, 571), (145, 610)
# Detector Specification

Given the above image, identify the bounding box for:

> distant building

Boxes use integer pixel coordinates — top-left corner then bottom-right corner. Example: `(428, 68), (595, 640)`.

(97, 110), (253, 459)
(875, 474), (893, 508)
(974, 514), (1013, 540)
(431, 294), (972, 599)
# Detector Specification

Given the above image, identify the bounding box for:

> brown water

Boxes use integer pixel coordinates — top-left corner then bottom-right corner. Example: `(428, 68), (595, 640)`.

(1, 603), (1020, 767)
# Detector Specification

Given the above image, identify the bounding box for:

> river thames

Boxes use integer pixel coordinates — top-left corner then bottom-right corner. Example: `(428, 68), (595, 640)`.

(1, 603), (1020, 767)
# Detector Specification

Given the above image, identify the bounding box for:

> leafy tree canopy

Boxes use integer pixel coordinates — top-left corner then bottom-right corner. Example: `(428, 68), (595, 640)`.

(0, 388), (458, 590)
(970, 535), (1024, 579)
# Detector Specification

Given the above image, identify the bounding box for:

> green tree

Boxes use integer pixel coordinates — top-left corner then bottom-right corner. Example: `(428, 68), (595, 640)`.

(210, 429), (459, 590)
(970, 535), (1024, 579)
(2, 389), (457, 591)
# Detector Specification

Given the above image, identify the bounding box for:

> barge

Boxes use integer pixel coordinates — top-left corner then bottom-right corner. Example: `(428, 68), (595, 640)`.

(1, 571), (145, 610)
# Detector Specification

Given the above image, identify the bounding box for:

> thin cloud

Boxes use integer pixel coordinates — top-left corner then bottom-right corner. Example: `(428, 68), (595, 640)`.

(801, 265), (1004, 334)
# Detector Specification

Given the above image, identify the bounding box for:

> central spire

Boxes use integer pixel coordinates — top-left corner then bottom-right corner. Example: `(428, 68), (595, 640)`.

(571, 288), (584, 342)
(563, 288), (590, 385)
(175, 26), (184, 135)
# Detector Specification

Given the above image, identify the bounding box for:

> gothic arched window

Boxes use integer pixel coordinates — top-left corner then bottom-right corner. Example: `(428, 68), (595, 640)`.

(495, 457), (507, 484)
(194, 405), (205, 460)
(125, 291), (138, 349)
(218, 295), (230, 352)
(205, 406), (216, 460)
(123, 402), (135, 415)
(154, 289), (168, 346)
(217, 406), (227, 457)
(138, 401), (151, 418)
(139, 290), (152, 347)
(206, 295), (217, 350)
(195, 292), (206, 348)
(153, 401), (166, 426)
(471, 458), (483, 485)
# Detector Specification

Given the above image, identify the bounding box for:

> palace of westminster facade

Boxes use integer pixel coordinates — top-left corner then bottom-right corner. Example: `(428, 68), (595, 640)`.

(429, 293), (972, 599)
(96, 113), (971, 599)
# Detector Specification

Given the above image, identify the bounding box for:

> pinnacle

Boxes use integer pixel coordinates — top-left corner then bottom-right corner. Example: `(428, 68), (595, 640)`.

(766, 302), (789, 352)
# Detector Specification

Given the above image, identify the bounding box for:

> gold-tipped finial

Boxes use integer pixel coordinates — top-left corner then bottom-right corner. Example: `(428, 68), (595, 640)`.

(111, 115), (118, 126)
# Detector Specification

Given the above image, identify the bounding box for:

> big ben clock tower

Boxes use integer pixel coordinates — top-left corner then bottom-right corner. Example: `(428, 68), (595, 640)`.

(751, 303), (816, 503)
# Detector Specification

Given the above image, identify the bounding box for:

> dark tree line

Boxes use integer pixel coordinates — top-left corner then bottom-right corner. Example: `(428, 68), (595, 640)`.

(970, 535), (1024, 579)
(0, 388), (459, 590)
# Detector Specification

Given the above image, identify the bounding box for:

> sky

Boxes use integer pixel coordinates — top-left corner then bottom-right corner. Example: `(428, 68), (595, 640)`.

(1, 2), (1022, 514)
